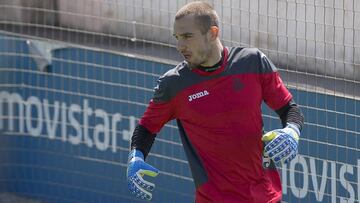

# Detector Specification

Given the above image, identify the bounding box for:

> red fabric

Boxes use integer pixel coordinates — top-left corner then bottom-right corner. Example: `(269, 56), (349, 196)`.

(195, 171), (282, 203)
(140, 62), (291, 202)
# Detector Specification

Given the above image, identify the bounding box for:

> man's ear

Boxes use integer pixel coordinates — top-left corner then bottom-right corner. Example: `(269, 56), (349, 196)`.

(208, 26), (219, 40)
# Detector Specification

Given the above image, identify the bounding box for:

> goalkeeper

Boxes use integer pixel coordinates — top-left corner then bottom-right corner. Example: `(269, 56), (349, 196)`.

(126, 1), (304, 202)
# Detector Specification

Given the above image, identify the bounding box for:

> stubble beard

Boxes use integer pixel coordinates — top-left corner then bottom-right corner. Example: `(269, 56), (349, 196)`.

(186, 49), (211, 69)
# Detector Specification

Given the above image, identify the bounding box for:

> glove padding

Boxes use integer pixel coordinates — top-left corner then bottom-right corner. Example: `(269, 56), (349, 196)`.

(262, 123), (300, 165)
(126, 149), (159, 200)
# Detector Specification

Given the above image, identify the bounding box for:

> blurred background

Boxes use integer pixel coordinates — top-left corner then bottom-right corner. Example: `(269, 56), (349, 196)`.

(0, 0), (359, 202)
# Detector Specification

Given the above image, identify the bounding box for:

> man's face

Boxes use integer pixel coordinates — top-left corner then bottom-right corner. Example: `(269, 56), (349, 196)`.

(173, 15), (212, 68)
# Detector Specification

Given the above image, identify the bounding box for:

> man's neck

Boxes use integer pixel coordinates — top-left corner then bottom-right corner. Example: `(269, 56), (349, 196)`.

(199, 44), (225, 72)
(200, 41), (223, 67)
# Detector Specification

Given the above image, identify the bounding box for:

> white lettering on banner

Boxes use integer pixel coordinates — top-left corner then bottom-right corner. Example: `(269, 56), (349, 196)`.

(339, 164), (355, 203)
(331, 161), (336, 203)
(68, 104), (82, 145)
(94, 109), (110, 151)
(43, 99), (59, 139)
(281, 163), (287, 194)
(0, 92), (24, 132)
(282, 156), (360, 202)
(310, 158), (327, 201)
(111, 114), (122, 153)
(26, 96), (43, 137)
(1, 90), (359, 201)
(61, 102), (67, 142)
(83, 99), (93, 147)
(289, 156), (308, 198)
(0, 91), (136, 152)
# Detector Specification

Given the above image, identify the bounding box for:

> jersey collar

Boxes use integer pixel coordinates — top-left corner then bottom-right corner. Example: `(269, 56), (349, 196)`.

(190, 47), (228, 76)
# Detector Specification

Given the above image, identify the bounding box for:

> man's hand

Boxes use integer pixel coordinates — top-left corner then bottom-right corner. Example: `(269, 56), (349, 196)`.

(262, 123), (300, 165)
(127, 149), (159, 201)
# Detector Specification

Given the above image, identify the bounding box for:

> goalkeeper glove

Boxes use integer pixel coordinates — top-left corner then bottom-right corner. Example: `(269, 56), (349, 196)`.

(126, 149), (159, 201)
(262, 123), (300, 165)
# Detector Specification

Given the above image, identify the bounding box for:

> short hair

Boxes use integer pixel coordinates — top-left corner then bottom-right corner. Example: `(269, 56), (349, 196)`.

(175, 1), (219, 34)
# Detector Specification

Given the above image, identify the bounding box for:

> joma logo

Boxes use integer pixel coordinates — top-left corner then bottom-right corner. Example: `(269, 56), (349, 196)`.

(188, 90), (209, 101)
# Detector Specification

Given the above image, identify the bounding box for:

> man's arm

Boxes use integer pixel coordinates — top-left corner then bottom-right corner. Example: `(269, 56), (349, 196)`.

(130, 124), (156, 160)
(275, 100), (304, 130)
(255, 48), (305, 165)
(127, 73), (177, 201)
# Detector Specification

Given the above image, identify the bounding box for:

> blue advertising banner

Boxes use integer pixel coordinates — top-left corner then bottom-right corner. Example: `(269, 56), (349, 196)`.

(0, 34), (359, 202)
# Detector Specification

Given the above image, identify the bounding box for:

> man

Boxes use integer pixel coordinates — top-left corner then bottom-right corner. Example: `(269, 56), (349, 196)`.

(126, 1), (304, 202)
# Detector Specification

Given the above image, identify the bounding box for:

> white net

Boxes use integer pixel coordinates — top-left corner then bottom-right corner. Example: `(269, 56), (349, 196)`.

(0, 0), (359, 202)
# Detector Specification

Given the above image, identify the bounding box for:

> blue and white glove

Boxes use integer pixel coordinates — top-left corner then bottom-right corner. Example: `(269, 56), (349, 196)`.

(126, 149), (159, 201)
(262, 123), (300, 165)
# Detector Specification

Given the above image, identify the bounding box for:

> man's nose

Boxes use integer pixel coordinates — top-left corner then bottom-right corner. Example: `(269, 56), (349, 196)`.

(177, 40), (186, 52)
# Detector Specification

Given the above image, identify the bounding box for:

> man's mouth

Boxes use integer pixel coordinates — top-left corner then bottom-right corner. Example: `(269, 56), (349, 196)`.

(182, 53), (191, 60)
(184, 55), (190, 60)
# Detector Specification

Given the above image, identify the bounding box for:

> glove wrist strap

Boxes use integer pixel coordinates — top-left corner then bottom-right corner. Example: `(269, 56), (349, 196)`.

(286, 122), (301, 137)
(128, 149), (144, 162)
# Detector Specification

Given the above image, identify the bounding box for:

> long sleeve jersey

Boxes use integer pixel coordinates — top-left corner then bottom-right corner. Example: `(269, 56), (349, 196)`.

(137, 47), (295, 203)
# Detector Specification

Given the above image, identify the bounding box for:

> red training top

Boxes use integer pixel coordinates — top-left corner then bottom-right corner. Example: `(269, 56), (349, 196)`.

(140, 47), (292, 203)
